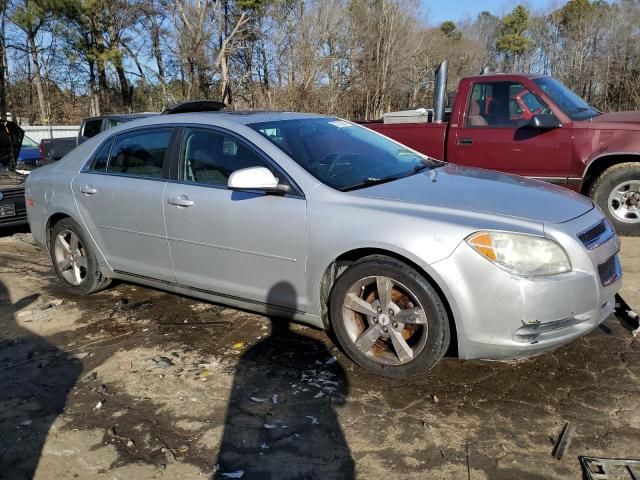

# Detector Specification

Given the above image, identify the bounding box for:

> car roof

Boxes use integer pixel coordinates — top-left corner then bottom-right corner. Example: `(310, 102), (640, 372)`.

(112, 111), (331, 129)
(84, 113), (159, 122)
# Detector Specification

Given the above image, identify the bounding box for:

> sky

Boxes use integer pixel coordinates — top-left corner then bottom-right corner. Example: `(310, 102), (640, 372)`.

(420, 0), (556, 25)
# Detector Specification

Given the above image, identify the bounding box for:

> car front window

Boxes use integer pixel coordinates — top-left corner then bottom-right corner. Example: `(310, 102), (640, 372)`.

(533, 77), (600, 121)
(249, 118), (441, 191)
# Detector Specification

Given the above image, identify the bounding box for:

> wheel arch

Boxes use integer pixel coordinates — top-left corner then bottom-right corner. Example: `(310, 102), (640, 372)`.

(45, 212), (74, 253)
(582, 153), (640, 196)
(318, 247), (459, 356)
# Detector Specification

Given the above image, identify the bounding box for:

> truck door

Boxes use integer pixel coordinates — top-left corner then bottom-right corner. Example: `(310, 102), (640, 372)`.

(451, 80), (573, 184)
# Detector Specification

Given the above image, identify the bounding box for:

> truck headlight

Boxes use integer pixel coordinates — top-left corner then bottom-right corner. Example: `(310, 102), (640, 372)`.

(466, 231), (571, 276)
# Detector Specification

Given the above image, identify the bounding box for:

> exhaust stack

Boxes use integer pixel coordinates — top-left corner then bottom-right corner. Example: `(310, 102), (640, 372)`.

(433, 60), (448, 123)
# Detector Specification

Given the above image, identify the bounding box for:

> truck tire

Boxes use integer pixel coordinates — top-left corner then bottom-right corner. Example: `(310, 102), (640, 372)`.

(590, 162), (640, 237)
(50, 217), (112, 295)
(329, 255), (450, 379)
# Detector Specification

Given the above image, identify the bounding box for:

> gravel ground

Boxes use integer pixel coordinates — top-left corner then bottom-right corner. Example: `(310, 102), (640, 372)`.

(0, 229), (638, 480)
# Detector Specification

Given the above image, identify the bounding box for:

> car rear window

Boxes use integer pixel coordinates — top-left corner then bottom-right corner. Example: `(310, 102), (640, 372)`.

(89, 138), (113, 172)
(106, 128), (172, 178)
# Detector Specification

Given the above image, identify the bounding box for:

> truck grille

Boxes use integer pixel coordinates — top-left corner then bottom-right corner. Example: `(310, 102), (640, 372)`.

(578, 220), (614, 250)
(598, 255), (619, 286)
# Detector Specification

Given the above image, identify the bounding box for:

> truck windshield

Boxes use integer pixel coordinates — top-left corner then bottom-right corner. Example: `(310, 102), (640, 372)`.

(250, 117), (441, 191)
(533, 77), (600, 121)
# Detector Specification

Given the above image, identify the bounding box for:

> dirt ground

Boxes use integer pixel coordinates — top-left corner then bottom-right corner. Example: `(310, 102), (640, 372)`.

(0, 228), (639, 480)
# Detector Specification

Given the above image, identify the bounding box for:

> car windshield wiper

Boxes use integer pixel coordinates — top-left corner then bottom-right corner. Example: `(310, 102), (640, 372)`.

(340, 176), (398, 192)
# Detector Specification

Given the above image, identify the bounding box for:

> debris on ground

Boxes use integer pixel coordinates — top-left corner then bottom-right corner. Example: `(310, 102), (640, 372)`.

(552, 422), (574, 460)
(325, 356), (337, 365)
(580, 456), (640, 479)
(615, 294), (640, 336)
(116, 298), (154, 311)
(150, 356), (175, 369)
(40, 298), (64, 310)
(221, 471), (244, 479)
(305, 416), (319, 425)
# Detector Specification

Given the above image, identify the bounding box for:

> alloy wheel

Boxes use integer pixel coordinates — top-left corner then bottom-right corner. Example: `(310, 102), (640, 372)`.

(54, 229), (88, 286)
(341, 275), (429, 366)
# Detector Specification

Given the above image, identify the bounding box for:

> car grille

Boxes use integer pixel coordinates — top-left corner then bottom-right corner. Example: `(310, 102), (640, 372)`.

(0, 186), (26, 224)
(0, 187), (25, 200)
(577, 219), (615, 250)
(598, 255), (619, 286)
(578, 220), (606, 246)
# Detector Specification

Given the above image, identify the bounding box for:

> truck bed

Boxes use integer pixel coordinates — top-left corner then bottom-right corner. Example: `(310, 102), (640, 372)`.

(363, 122), (448, 161)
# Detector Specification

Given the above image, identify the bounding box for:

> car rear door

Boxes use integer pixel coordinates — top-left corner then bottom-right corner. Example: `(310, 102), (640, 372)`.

(72, 126), (176, 282)
(451, 80), (573, 183)
(162, 126), (308, 311)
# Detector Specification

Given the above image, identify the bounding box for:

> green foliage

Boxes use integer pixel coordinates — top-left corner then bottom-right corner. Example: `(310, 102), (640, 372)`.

(496, 4), (532, 55)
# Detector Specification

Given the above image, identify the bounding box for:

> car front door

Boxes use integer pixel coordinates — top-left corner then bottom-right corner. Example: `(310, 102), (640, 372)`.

(163, 126), (308, 311)
(72, 126), (176, 282)
(452, 80), (573, 183)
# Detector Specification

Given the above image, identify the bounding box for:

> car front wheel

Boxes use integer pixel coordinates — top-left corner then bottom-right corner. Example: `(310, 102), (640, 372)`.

(329, 255), (450, 378)
(50, 217), (111, 295)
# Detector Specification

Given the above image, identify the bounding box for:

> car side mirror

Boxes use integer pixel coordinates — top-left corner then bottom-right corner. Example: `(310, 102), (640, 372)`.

(529, 114), (561, 129)
(228, 166), (290, 194)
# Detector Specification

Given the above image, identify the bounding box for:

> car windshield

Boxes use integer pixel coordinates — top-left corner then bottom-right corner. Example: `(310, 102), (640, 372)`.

(22, 135), (38, 147)
(250, 117), (441, 191)
(533, 77), (600, 121)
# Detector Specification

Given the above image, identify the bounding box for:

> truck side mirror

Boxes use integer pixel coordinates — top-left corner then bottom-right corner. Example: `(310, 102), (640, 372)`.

(529, 114), (561, 129)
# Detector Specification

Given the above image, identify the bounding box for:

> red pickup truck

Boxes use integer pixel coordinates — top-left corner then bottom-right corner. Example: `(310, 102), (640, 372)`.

(363, 62), (640, 236)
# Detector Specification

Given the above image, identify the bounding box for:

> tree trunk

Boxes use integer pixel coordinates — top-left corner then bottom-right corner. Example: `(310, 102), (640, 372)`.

(0, 0), (7, 121)
(150, 12), (168, 108)
(27, 32), (47, 124)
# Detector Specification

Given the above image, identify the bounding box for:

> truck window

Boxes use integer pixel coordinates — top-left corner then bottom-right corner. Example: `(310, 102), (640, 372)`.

(82, 119), (102, 138)
(107, 119), (123, 129)
(466, 81), (549, 128)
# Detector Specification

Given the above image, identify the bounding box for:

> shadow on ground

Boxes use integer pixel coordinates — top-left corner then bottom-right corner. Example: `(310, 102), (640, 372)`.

(0, 278), (82, 479)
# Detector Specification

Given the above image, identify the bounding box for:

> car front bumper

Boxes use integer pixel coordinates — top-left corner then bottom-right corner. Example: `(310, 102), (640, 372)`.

(431, 208), (622, 360)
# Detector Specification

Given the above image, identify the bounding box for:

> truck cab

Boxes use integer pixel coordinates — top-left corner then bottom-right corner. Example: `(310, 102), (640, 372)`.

(363, 68), (640, 236)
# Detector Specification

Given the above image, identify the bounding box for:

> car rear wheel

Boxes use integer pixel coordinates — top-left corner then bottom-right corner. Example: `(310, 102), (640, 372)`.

(591, 163), (640, 236)
(50, 217), (111, 294)
(329, 255), (450, 378)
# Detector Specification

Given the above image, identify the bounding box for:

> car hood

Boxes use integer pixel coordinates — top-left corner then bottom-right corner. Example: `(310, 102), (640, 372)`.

(590, 111), (640, 125)
(351, 164), (593, 224)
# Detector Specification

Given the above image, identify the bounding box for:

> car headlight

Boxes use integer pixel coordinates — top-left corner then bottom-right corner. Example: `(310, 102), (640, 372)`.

(466, 231), (571, 276)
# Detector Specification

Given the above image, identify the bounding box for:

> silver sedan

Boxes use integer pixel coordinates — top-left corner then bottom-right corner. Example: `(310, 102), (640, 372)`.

(25, 112), (622, 377)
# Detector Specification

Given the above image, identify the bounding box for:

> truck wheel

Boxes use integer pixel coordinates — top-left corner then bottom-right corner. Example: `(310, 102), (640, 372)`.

(50, 217), (111, 295)
(591, 163), (640, 236)
(329, 255), (450, 379)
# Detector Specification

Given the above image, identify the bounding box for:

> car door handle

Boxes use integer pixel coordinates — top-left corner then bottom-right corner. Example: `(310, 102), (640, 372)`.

(458, 138), (473, 145)
(79, 185), (97, 195)
(167, 196), (194, 207)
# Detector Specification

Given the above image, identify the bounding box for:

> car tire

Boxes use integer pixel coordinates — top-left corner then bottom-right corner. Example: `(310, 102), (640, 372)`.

(329, 255), (450, 379)
(590, 162), (640, 236)
(50, 217), (111, 295)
